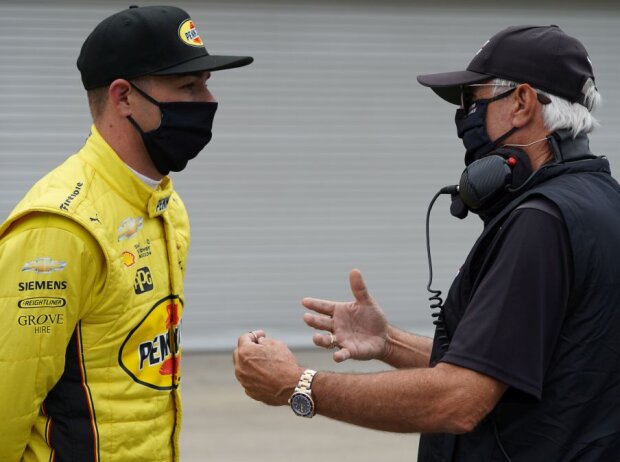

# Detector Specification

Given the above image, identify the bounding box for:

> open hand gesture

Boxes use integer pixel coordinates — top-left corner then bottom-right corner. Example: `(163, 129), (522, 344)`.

(302, 269), (389, 363)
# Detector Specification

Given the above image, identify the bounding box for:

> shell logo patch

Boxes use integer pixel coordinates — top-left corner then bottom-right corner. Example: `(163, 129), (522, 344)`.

(117, 217), (144, 241)
(22, 257), (67, 274)
(121, 251), (136, 267)
(178, 19), (204, 47)
(119, 296), (183, 390)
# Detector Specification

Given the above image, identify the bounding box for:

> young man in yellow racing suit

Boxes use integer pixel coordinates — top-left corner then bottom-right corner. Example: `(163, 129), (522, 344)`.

(0, 6), (252, 461)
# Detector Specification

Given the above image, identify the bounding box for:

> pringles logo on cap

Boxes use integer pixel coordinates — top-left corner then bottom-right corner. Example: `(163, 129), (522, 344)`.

(119, 296), (183, 390)
(178, 19), (204, 47)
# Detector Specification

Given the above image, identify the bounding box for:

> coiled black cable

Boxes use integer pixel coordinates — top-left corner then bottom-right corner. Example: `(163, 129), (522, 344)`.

(426, 185), (512, 462)
(425, 185), (458, 354)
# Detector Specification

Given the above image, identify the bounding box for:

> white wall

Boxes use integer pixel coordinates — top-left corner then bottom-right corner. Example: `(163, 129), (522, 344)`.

(1, 0), (619, 349)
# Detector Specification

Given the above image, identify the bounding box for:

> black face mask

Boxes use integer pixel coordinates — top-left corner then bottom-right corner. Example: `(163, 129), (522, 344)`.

(128, 84), (218, 176)
(455, 88), (518, 165)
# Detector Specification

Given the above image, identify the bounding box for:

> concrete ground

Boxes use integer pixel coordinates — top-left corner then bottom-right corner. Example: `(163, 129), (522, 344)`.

(180, 349), (420, 461)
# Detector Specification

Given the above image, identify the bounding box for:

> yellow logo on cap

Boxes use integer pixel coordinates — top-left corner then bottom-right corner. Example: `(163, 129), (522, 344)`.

(178, 19), (204, 47)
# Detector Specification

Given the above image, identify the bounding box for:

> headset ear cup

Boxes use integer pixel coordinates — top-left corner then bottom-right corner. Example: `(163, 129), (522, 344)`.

(492, 147), (534, 188)
(459, 155), (513, 211)
(450, 194), (469, 219)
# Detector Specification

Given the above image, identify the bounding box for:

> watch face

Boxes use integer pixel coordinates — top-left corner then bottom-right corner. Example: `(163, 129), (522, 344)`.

(290, 393), (314, 417)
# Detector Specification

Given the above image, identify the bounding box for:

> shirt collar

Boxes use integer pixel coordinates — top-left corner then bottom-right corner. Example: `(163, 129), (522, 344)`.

(79, 125), (174, 217)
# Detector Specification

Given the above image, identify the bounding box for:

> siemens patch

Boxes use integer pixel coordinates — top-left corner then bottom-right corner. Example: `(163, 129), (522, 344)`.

(18, 281), (67, 291)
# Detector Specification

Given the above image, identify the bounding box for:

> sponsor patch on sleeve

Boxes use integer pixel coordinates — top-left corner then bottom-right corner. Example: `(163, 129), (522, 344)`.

(22, 258), (67, 274)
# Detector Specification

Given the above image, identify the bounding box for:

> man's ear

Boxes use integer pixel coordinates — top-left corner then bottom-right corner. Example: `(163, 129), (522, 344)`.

(108, 79), (133, 117)
(511, 84), (539, 129)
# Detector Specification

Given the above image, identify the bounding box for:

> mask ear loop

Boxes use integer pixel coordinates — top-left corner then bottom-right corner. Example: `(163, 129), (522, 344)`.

(126, 83), (163, 134)
(482, 87), (521, 149)
(491, 126), (519, 149)
(127, 114), (146, 135)
(129, 82), (161, 107)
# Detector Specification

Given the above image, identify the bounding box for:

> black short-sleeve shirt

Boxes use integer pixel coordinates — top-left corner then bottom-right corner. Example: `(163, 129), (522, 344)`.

(442, 204), (572, 400)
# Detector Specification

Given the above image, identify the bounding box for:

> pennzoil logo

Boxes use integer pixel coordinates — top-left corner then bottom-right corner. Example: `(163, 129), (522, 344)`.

(22, 258), (67, 274)
(117, 217), (144, 241)
(119, 296), (183, 390)
(178, 19), (204, 47)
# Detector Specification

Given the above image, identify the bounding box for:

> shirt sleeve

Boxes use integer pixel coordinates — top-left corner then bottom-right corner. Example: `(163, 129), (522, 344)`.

(0, 212), (106, 461)
(441, 205), (572, 401)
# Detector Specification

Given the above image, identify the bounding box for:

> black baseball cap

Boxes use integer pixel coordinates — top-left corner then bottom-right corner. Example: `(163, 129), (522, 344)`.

(77, 5), (253, 90)
(417, 25), (595, 107)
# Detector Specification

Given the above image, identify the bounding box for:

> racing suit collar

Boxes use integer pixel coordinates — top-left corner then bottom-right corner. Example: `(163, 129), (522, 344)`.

(80, 125), (175, 216)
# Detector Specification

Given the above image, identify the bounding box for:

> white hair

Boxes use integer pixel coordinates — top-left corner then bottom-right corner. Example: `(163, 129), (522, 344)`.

(490, 78), (601, 138)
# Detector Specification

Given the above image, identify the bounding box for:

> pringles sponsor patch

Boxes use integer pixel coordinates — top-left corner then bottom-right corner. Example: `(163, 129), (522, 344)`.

(119, 296), (183, 390)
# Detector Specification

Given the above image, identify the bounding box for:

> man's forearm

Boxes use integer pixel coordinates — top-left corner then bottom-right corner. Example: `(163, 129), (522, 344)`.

(311, 363), (498, 434)
(234, 336), (506, 434)
(379, 326), (433, 369)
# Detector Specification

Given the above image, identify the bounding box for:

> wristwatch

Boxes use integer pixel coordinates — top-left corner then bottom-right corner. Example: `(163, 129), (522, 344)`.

(289, 369), (318, 418)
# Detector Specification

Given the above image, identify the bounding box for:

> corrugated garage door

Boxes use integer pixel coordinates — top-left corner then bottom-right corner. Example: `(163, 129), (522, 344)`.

(1, 0), (619, 350)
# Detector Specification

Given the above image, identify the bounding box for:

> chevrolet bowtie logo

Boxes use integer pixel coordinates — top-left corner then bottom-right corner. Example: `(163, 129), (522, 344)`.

(22, 257), (67, 274)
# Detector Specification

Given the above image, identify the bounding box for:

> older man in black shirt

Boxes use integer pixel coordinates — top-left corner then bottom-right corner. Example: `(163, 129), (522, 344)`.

(234, 25), (620, 461)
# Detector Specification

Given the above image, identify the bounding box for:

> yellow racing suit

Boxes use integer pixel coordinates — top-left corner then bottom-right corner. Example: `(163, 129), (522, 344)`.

(0, 126), (189, 461)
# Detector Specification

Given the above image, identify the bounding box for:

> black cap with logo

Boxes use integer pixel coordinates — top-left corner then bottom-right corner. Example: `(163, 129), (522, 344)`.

(77, 5), (253, 90)
(417, 25), (595, 107)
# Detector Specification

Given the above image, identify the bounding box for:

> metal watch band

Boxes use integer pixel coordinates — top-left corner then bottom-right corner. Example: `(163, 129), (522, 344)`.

(294, 369), (317, 393)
